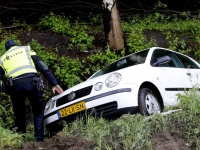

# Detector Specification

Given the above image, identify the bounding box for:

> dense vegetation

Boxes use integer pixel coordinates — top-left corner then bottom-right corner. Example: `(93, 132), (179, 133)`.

(0, 5), (200, 149)
(1, 0), (200, 26)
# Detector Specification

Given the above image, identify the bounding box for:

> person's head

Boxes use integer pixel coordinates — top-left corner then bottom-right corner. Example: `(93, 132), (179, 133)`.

(5, 39), (18, 51)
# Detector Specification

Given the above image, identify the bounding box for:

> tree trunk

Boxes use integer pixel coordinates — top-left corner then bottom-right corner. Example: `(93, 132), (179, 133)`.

(102, 0), (124, 51)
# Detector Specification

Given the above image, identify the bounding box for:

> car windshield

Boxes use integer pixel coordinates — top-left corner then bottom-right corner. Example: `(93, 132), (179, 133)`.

(91, 49), (149, 79)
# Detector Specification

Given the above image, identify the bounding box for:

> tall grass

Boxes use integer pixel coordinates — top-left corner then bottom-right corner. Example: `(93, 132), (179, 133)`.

(0, 126), (23, 149)
(170, 88), (200, 148)
(63, 114), (152, 149)
(61, 87), (200, 150)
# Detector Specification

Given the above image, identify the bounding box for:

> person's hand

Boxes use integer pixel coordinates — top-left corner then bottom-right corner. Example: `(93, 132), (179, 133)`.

(52, 85), (63, 94)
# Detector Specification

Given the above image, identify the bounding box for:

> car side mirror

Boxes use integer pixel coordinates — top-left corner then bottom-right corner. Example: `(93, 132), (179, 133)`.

(153, 55), (171, 66)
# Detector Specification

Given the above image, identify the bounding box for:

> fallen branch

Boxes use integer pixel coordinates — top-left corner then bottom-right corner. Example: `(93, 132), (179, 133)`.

(145, 109), (182, 120)
(1, 25), (21, 30)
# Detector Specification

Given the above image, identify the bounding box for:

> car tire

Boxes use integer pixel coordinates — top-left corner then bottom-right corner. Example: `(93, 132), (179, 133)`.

(138, 88), (161, 116)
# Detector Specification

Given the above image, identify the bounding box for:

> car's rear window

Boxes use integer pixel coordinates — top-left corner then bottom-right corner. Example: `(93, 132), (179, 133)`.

(91, 49), (149, 78)
(174, 53), (200, 69)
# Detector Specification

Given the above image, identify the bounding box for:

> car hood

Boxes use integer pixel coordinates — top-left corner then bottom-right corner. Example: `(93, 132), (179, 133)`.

(52, 63), (151, 100)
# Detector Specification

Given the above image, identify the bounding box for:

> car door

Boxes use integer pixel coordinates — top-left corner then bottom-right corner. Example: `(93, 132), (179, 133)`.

(173, 52), (200, 88)
(150, 49), (195, 106)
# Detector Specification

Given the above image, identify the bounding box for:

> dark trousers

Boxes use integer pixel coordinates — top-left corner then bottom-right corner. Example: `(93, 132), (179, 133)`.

(10, 82), (44, 142)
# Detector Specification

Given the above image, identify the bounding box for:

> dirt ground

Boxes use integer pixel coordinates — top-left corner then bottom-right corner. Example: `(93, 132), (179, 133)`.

(21, 131), (191, 150)
(22, 134), (98, 150)
(17, 30), (192, 150)
(20, 131), (191, 150)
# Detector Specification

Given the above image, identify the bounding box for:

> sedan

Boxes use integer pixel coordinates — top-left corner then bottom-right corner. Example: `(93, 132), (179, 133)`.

(44, 47), (200, 133)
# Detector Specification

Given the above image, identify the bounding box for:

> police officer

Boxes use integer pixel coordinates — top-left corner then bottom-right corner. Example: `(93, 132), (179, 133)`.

(0, 39), (63, 142)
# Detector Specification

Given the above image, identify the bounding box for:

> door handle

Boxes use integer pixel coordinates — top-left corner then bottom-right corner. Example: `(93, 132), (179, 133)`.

(187, 72), (191, 76)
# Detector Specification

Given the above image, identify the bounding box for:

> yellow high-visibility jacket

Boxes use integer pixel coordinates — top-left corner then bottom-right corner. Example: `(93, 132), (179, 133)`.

(0, 46), (37, 78)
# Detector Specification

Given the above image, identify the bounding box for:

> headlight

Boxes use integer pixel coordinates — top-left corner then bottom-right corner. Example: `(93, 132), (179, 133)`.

(94, 82), (103, 91)
(105, 72), (121, 88)
(44, 98), (53, 113)
(51, 100), (56, 109)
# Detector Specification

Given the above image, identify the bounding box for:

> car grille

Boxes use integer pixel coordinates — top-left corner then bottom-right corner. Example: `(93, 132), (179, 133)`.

(56, 85), (93, 107)
(94, 101), (118, 116)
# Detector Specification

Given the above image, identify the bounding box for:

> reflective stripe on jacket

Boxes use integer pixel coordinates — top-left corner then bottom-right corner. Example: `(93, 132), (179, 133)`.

(0, 46), (37, 78)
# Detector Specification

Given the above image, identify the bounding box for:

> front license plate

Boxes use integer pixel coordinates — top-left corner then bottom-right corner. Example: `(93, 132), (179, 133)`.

(58, 101), (86, 118)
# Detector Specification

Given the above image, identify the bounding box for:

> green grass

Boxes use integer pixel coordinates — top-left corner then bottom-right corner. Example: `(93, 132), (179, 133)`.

(0, 126), (23, 149)
(60, 87), (200, 149)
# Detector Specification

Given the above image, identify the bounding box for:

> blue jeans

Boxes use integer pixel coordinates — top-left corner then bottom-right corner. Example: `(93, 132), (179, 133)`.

(10, 82), (44, 141)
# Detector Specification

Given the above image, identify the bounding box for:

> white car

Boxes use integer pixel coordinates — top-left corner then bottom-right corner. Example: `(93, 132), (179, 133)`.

(44, 47), (200, 133)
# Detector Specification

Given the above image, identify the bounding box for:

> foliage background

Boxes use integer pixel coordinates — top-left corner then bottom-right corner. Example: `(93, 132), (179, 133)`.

(1, 0), (200, 26)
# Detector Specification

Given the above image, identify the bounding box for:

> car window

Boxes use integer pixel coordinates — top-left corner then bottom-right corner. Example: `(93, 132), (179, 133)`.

(90, 49), (149, 79)
(151, 49), (182, 68)
(174, 53), (200, 69)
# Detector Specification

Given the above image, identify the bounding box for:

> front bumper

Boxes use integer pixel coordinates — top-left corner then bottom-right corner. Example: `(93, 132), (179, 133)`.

(44, 87), (138, 127)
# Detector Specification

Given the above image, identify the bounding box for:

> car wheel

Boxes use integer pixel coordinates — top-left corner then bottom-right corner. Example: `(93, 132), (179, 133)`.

(138, 88), (161, 116)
